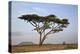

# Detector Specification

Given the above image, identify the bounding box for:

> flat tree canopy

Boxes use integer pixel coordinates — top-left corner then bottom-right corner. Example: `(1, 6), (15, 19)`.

(19, 14), (69, 24)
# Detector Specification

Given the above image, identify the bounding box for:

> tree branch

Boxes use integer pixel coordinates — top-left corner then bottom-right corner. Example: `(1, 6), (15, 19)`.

(41, 29), (54, 44)
(29, 22), (36, 27)
(40, 23), (61, 44)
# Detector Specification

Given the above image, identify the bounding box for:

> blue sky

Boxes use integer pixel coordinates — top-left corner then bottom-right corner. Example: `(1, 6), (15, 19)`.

(11, 1), (78, 45)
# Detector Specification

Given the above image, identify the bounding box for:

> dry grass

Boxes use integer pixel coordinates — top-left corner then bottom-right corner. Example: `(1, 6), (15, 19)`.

(12, 44), (78, 53)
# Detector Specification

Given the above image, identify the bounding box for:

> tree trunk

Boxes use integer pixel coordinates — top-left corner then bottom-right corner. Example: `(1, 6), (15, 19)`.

(40, 35), (47, 46)
(40, 30), (52, 45)
(39, 42), (43, 46)
(39, 30), (50, 46)
(39, 33), (42, 46)
(39, 35), (47, 46)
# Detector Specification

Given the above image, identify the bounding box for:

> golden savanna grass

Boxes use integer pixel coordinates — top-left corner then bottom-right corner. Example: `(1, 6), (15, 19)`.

(12, 44), (78, 53)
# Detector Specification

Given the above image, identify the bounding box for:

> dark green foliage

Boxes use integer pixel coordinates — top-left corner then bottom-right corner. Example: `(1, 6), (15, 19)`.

(19, 14), (69, 25)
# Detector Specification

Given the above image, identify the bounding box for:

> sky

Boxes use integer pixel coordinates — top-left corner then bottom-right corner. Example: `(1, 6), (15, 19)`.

(10, 1), (78, 45)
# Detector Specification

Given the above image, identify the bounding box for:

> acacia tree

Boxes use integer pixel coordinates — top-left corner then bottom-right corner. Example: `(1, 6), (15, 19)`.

(18, 14), (69, 46)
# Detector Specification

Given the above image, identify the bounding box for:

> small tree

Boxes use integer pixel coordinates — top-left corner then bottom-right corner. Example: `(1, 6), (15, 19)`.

(63, 42), (66, 45)
(18, 14), (69, 46)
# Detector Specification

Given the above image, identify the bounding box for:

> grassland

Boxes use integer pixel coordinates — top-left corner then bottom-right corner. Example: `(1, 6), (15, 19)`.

(12, 44), (78, 53)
